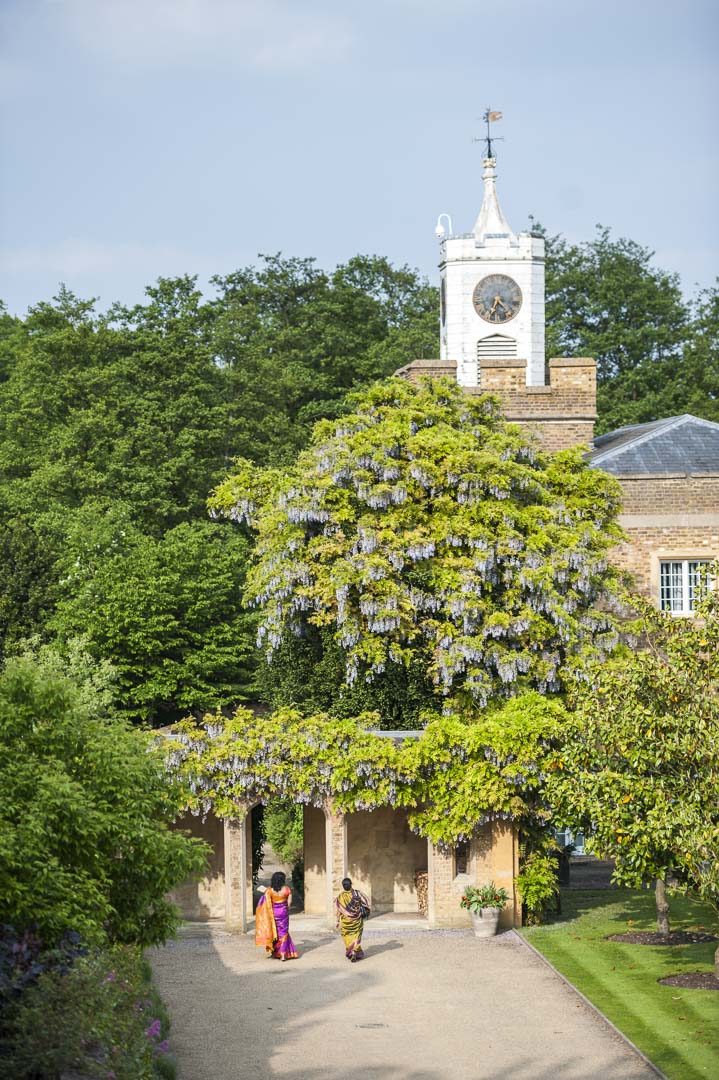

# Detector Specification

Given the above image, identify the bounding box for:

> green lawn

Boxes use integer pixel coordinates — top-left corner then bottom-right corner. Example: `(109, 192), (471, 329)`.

(521, 889), (719, 1080)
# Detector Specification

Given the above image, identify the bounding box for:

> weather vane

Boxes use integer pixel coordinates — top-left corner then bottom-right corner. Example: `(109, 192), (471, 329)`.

(474, 107), (504, 159)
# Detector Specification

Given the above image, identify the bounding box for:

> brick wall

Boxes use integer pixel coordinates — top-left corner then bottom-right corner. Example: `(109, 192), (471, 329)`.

(427, 823), (519, 929)
(396, 355), (597, 452)
(618, 475), (719, 515)
(602, 474), (719, 597)
(613, 526), (719, 595)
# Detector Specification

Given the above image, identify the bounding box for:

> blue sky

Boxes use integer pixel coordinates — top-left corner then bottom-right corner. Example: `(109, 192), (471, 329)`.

(1, 0), (717, 315)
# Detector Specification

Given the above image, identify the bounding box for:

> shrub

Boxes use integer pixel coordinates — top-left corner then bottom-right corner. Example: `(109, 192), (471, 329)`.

(264, 801), (304, 865)
(0, 659), (209, 946)
(0, 942), (175, 1080)
(515, 851), (560, 925)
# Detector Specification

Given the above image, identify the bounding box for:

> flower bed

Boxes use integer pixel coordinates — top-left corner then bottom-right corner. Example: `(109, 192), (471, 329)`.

(0, 927), (175, 1080)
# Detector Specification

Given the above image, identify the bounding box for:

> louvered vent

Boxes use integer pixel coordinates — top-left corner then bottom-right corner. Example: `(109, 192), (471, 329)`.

(477, 334), (517, 359)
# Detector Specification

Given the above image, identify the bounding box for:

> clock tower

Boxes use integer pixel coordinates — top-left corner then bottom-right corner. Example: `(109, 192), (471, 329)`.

(439, 156), (546, 387)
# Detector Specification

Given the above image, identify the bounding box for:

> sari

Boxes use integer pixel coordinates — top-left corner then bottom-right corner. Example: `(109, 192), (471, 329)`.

(255, 886), (298, 960)
(335, 888), (370, 960)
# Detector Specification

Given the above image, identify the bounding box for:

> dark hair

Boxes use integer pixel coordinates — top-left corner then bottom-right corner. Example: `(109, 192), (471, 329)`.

(271, 871), (286, 891)
(342, 877), (352, 891)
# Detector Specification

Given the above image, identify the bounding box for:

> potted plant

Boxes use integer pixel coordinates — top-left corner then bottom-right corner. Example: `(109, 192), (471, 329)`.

(460, 882), (509, 938)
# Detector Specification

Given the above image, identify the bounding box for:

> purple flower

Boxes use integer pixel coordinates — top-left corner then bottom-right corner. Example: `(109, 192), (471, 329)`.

(154, 1039), (170, 1056)
(145, 1019), (162, 1040)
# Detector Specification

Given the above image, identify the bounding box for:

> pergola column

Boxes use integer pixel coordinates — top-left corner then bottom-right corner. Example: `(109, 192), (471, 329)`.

(323, 799), (348, 928)
(223, 804), (254, 932)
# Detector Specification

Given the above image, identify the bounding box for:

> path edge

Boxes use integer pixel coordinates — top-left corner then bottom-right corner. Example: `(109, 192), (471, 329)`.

(511, 930), (670, 1080)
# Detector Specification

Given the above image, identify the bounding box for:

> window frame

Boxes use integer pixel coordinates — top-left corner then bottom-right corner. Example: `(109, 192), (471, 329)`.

(655, 555), (712, 616)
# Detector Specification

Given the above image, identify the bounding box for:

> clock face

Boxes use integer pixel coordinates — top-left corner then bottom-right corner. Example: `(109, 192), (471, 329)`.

(472, 273), (522, 324)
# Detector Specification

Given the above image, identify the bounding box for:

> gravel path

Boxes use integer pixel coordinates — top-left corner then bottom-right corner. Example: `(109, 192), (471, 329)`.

(149, 924), (659, 1080)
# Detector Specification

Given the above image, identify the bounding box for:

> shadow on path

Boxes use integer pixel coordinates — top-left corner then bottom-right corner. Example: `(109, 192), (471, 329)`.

(150, 926), (659, 1080)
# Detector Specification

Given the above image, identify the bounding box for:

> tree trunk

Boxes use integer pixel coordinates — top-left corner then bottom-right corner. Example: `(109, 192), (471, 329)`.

(655, 876), (670, 936)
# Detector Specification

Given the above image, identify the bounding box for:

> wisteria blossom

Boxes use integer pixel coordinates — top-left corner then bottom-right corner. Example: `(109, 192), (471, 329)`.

(210, 378), (624, 708)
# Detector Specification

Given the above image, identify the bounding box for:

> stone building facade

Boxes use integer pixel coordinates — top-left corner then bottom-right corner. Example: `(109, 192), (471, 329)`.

(170, 798), (519, 932)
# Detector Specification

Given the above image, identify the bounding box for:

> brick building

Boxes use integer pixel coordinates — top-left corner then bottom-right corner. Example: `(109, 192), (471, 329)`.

(589, 415), (719, 610)
(172, 155), (717, 933)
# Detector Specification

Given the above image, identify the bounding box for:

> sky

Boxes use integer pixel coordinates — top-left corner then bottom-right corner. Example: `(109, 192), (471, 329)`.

(1, 0), (717, 316)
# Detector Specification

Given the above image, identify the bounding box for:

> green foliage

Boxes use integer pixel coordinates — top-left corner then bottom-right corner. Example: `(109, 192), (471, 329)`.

(251, 804), (265, 887)
(210, 254), (438, 465)
(537, 222), (717, 432)
(169, 691), (568, 846)
(0, 515), (59, 661)
(0, 257), (436, 710)
(596, 281), (719, 433)
(264, 800), (304, 865)
(11, 634), (119, 714)
(212, 377), (624, 717)
(459, 882), (509, 912)
(256, 627), (438, 729)
(50, 515), (256, 725)
(515, 849), (560, 925)
(1, 944), (174, 1080)
(549, 580), (719, 916)
(543, 225), (688, 384)
(0, 659), (209, 946)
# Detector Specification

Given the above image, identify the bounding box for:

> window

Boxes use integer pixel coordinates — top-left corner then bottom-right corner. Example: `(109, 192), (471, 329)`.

(454, 841), (469, 876)
(659, 560), (711, 615)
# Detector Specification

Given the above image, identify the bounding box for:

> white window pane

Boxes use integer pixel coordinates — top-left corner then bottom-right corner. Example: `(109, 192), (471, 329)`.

(688, 561), (710, 611)
(660, 561), (684, 612)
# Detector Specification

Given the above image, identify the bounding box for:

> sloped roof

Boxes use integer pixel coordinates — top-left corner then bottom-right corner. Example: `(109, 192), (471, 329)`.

(589, 414), (719, 475)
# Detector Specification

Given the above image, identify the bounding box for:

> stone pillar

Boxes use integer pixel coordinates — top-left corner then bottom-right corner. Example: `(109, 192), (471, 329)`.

(490, 821), (521, 930)
(323, 800), (347, 928)
(223, 805), (253, 933)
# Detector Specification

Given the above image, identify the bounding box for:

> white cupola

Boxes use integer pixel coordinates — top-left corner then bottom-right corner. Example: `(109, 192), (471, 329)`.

(438, 156), (546, 387)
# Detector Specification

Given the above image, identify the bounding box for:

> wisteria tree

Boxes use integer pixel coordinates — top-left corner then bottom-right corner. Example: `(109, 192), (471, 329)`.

(211, 377), (624, 720)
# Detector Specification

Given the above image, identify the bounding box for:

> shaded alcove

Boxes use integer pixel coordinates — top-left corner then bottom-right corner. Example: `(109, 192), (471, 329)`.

(168, 811), (226, 919)
(347, 806), (428, 914)
(301, 805), (327, 915)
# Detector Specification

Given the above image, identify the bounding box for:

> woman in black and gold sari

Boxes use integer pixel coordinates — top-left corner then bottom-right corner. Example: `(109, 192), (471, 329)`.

(335, 876), (370, 962)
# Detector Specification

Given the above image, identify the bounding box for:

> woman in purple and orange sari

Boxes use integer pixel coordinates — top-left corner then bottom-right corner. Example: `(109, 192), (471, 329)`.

(255, 871), (299, 961)
(335, 876), (371, 962)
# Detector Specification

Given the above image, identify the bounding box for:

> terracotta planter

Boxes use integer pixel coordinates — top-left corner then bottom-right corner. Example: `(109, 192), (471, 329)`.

(470, 907), (501, 938)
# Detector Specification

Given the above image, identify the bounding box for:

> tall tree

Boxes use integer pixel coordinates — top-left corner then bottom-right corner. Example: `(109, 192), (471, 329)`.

(536, 223), (717, 433)
(0, 257), (436, 684)
(549, 586), (719, 938)
(50, 512), (256, 726)
(211, 377), (623, 725)
(543, 225), (689, 384)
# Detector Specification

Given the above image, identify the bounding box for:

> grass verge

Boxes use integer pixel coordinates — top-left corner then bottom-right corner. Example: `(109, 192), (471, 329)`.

(521, 889), (719, 1080)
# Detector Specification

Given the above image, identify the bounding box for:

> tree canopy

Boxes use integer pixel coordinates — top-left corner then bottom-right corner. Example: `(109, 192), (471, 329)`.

(0, 256), (436, 719)
(211, 377), (624, 722)
(549, 584), (719, 936)
(539, 223), (718, 433)
(0, 236), (715, 722)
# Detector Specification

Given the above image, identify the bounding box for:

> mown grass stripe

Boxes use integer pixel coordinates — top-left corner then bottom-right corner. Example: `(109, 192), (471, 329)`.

(523, 889), (719, 1080)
